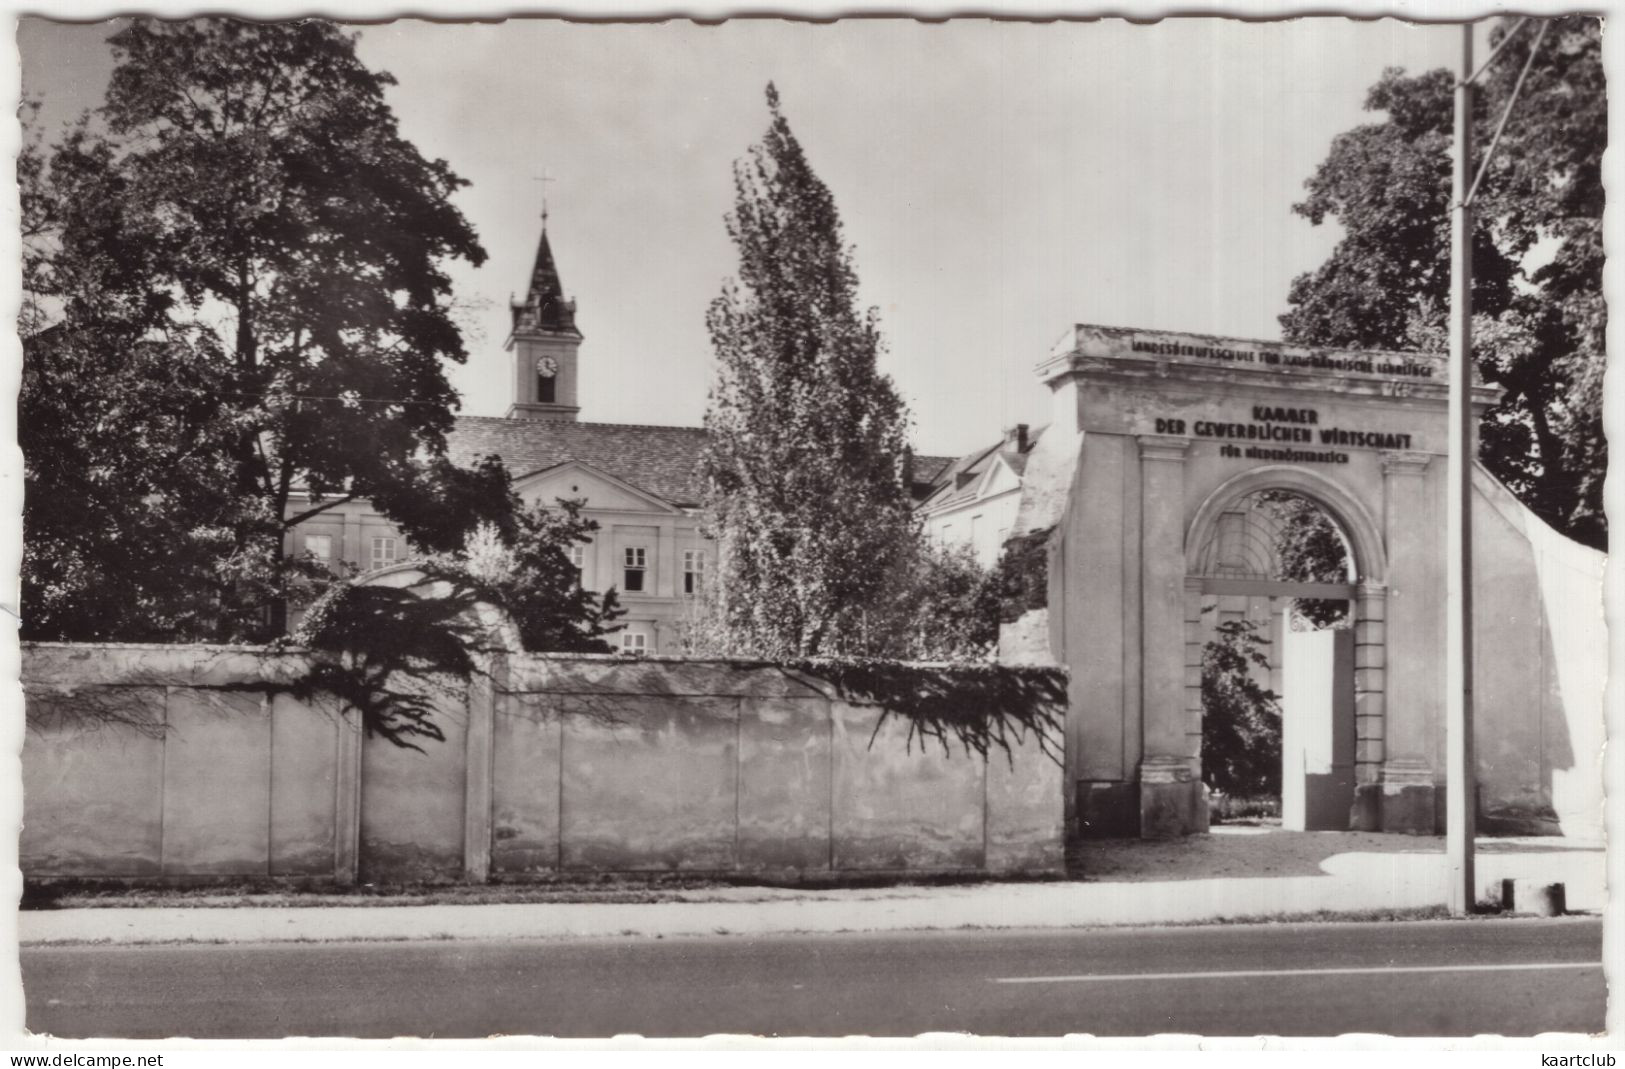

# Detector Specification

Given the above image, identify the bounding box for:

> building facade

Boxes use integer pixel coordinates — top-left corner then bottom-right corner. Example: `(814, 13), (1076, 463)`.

(918, 425), (1040, 567)
(290, 222), (990, 652)
(290, 224), (712, 653)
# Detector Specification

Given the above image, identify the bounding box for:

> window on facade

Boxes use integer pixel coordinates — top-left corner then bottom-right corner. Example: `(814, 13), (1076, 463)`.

(305, 534), (333, 563)
(683, 550), (705, 595)
(567, 543), (586, 585)
(537, 370), (556, 404)
(623, 546), (647, 592)
(621, 631), (648, 653)
(370, 537), (397, 570)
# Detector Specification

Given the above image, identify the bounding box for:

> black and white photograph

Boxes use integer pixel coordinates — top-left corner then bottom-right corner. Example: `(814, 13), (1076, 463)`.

(8, 7), (1614, 1048)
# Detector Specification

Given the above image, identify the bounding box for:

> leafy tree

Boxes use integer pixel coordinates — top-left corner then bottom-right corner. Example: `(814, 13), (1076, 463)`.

(1258, 491), (1353, 630)
(1200, 618), (1283, 799)
(437, 502), (627, 654)
(287, 582), (483, 750)
(290, 502), (624, 748)
(369, 455), (521, 557)
(21, 99), (281, 641)
(886, 543), (1001, 662)
(700, 85), (918, 658)
(1280, 17), (1605, 548)
(20, 324), (257, 641)
(22, 19), (489, 641)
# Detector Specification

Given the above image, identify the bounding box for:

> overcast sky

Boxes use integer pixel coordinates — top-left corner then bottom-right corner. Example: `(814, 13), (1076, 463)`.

(21, 17), (1476, 457)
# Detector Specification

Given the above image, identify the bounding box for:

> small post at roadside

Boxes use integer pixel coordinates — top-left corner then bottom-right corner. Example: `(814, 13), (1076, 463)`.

(1445, 21), (1478, 916)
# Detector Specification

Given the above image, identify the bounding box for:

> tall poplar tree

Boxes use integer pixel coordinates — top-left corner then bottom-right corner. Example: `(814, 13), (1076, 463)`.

(701, 85), (917, 658)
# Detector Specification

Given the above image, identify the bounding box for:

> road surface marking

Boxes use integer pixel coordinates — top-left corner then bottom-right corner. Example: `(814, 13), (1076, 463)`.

(994, 961), (1603, 984)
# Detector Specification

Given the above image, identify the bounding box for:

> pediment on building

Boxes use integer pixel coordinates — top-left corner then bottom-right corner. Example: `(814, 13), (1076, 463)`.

(513, 460), (684, 515)
(979, 454), (1023, 498)
(921, 445), (1025, 515)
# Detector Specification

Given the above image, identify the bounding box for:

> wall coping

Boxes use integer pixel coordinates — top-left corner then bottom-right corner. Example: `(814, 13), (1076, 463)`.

(22, 640), (298, 653)
(20, 640), (1066, 675)
(21, 643), (1066, 704)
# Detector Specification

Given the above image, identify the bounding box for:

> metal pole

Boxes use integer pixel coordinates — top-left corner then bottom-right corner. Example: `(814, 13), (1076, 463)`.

(1445, 23), (1478, 916)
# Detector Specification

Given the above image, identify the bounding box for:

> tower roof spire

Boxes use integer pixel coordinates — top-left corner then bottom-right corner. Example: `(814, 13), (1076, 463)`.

(511, 222), (579, 336)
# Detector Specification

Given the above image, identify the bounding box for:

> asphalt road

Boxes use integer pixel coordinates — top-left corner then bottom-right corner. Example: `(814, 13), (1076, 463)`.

(23, 917), (1603, 1039)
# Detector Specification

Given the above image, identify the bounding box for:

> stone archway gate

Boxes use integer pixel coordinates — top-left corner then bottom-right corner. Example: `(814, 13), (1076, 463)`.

(1028, 324), (1506, 840)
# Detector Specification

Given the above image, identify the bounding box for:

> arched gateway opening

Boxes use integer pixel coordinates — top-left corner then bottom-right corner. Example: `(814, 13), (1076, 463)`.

(1185, 476), (1369, 831)
(1035, 325), (1498, 841)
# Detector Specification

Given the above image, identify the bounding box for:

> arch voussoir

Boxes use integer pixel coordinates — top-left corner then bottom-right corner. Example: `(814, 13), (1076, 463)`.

(1185, 464), (1387, 586)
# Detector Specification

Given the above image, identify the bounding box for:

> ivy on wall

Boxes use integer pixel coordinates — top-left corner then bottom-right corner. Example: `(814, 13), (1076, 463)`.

(274, 581), (487, 750)
(781, 657), (1068, 767)
(991, 527), (1053, 625)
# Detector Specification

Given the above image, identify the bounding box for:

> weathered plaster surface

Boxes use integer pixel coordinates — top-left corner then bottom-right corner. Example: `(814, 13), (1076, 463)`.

(22, 688), (166, 876)
(490, 692), (563, 874)
(985, 725), (1066, 871)
(560, 695), (740, 871)
(736, 697), (833, 872)
(830, 703), (985, 870)
(161, 688), (271, 875)
(270, 692), (339, 875)
(358, 675), (468, 882)
(1470, 466), (1606, 839)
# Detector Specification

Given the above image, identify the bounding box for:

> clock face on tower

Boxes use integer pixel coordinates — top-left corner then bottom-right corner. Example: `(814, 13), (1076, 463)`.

(538, 356), (559, 378)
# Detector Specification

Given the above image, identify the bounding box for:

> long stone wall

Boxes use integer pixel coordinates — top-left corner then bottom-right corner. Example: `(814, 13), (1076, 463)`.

(20, 645), (1065, 882)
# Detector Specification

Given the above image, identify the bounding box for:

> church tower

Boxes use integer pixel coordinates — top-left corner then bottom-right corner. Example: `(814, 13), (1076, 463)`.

(505, 221), (583, 421)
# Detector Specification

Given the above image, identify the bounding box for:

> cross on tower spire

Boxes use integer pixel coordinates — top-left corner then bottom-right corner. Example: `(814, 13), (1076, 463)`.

(533, 171), (556, 231)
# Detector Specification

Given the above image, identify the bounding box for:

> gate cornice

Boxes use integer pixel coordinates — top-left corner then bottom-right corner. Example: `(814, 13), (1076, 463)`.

(1037, 322), (1504, 410)
(1037, 354), (1503, 409)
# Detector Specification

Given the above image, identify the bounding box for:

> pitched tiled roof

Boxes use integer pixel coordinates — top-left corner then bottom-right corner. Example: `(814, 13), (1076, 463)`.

(448, 417), (955, 510)
(910, 454), (956, 499)
(448, 417), (710, 507)
(921, 426), (1047, 510)
(913, 454), (956, 484)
